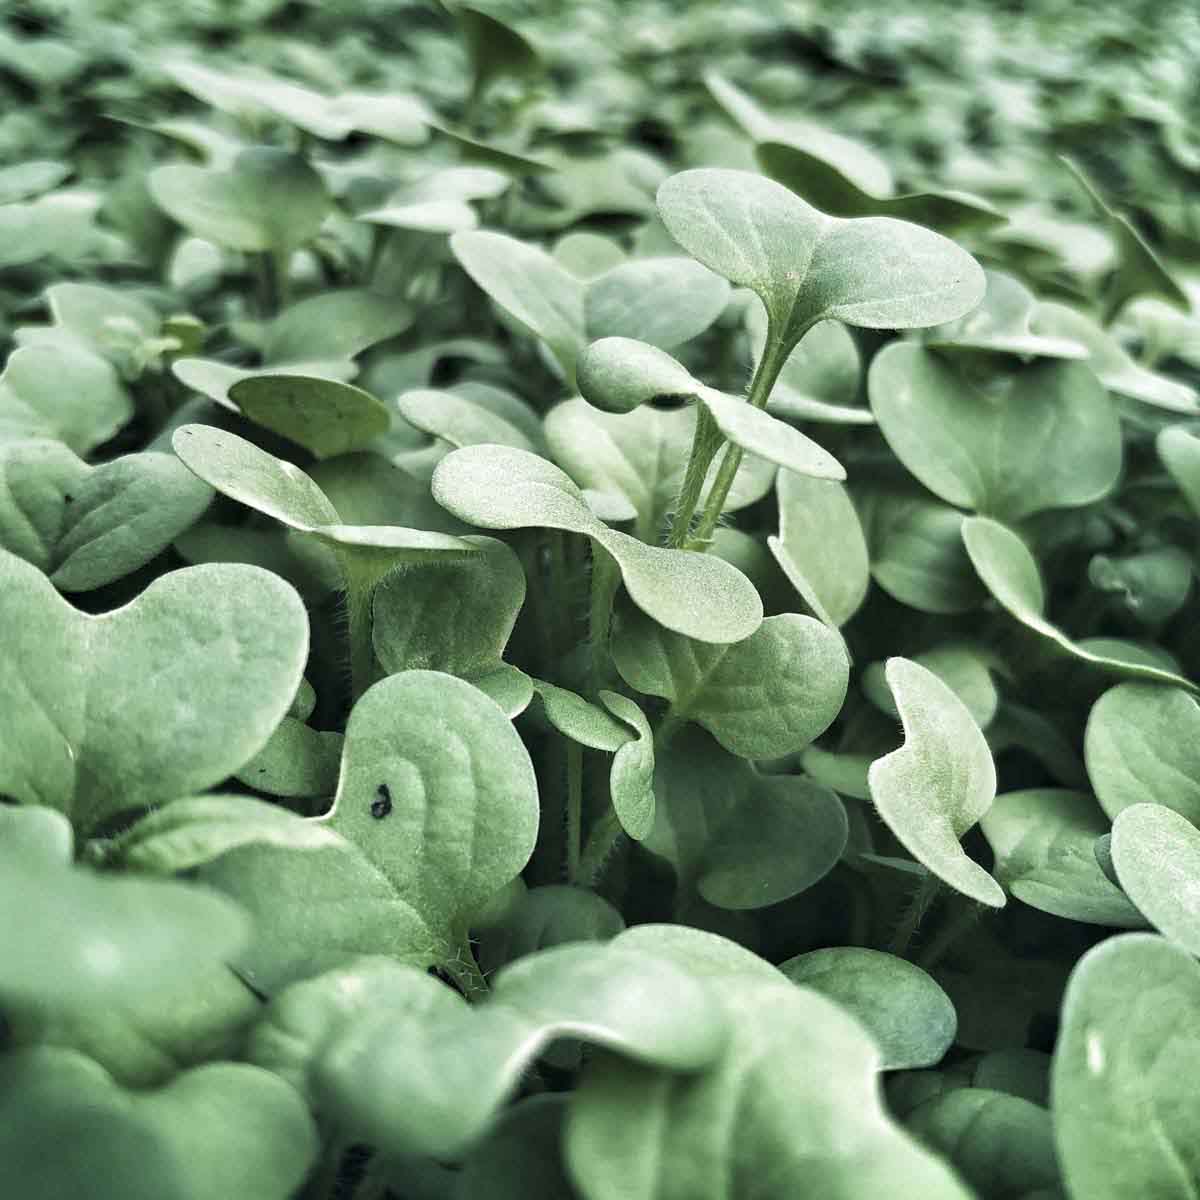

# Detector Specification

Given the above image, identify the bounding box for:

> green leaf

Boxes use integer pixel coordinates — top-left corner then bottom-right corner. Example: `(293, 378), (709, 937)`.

(395, 386), (538, 452)
(0, 857), (249, 1006)
(0, 1048), (317, 1200)
(0, 159), (69, 204)
(0, 550), (308, 833)
(172, 424), (476, 566)
(612, 607), (848, 758)
(315, 944), (728, 1159)
(962, 517), (1197, 691)
(867, 657), (1005, 906)
(0, 441), (213, 591)
(863, 642), (999, 730)
(656, 168), (985, 345)
(456, 4), (543, 103)
(980, 790), (1144, 926)
(1111, 804), (1200, 955)
(172, 357), (356, 411)
(859, 487), (985, 614)
(454, 1095), (575, 1200)
(323, 670), (539, 956)
(757, 139), (1002, 234)
(870, 344), (1122, 520)
(530, 680), (631, 751)
(0, 344), (132, 454)
(1053, 934), (1200, 1200)
(1035, 302), (1199, 414)
(647, 728), (847, 909)
(925, 271), (1089, 361)
(599, 690), (656, 841)
(450, 230), (585, 375)
(544, 398), (775, 542)
(263, 288), (415, 363)
(906, 1088), (1061, 1199)
(0, 805), (72, 866)
(565, 973), (974, 1200)
(780, 947), (957, 1070)
(431, 444), (763, 644)
(235, 718), (344, 798)
(769, 470), (869, 627)
(373, 536), (532, 717)
(611, 923), (785, 982)
(584, 258), (730, 349)
(1158, 424), (1200, 517)
(148, 147), (329, 253)
(228, 374), (391, 460)
(576, 336), (706, 414)
(95, 794), (342, 875)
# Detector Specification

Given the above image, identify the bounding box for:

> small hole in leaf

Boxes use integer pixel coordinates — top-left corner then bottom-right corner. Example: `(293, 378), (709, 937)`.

(370, 783), (392, 819)
(63, 494), (73, 503)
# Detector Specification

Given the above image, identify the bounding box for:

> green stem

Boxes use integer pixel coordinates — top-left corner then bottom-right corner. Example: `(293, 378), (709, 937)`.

(666, 406), (723, 548)
(917, 899), (983, 970)
(588, 544), (619, 694)
(888, 874), (942, 958)
(653, 708), (685, 753)
(689, 329), (796, 548)
(548, 531), (572, 669)
(255, 251), (279, 319)
(579, 807), (624, 889)
(565, 739), (583, 884)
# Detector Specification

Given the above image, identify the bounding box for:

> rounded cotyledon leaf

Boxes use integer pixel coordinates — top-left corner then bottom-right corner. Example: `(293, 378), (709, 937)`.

(780, 947), (957, 1070)
(867, 657), (1005, 906)
(1052, 933), (1200, 1200)
(394, 387), (538, 452)
(1157, 424), (1200, 518)
(0, 1047), (317, 1200)
(599, 690), (656, 841)
(321, 670), (539, 958)
(575, 338), (844, 480)
(980, 789), (1144, 927)
(1111, 804), (1200, 956)
(430, 443), (762, 644)
(961, 516), (1197, 692)
(262, 287), (415, 363)
(1084, 683), (1200, 823)
(565, 972), (975, 1200)
(228, 374), (391, 460)
(0, 855), (249, 1007)
(612, 605), (847, 758)
(0, 548), (309, 835)
(172, 357), (357, 411)
(656, 168), (985, 345)
(869, 342), (1122, 521)
(0, 440), (214, 592)
(172, 423), (476, 559)
(314, 943), (729, 1160)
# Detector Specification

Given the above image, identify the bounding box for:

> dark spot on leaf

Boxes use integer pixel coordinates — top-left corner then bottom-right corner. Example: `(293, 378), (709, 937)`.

(63, 493), (73, 503)
(370, 783), (392, 819)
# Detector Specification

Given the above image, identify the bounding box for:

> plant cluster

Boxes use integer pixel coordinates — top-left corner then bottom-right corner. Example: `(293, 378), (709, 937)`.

(4, 1), (1200, 1197)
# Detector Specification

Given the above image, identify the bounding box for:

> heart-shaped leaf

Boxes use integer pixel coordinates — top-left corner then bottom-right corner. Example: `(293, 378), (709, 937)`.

(0, 549), (308, 833)
(0, 440), (213, 591)
(1112, 804), (1200, 955)
(612, 606), (847, 758)
(1053, 934), (1200, 1199)
(647, 728), (847, 909)
(963, 517), (1197, 691)
(373, 536), (531, 717)
(769, 469), (869, 628)
(0, 343), (132, 454)
(431, 444), (762, 644)
(780, 947), (957, 1070)
(0, 1047), (317, 1200)
(868, 657), (1005, 906)
(227, 375), (391, 460)
(565, 972), (974, 1200)
(315, 944), (728, 1159)
(656, 168), (985, 346)
(870, 343), (1122, 520)
(980, 789), (1143, 926)
(148, 147), (329, 253)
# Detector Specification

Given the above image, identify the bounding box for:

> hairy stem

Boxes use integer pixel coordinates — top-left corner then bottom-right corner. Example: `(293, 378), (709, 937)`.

(689, 329), (795, 548)
(579, 807), (625, 889)
(441, 932), (489, 999)
(917, 898), (983, 970)
(588, 544), (619, 694)
(888, 874), (942, 958)
(666, 406), (722, 548)
(565, 739), (583, 884)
